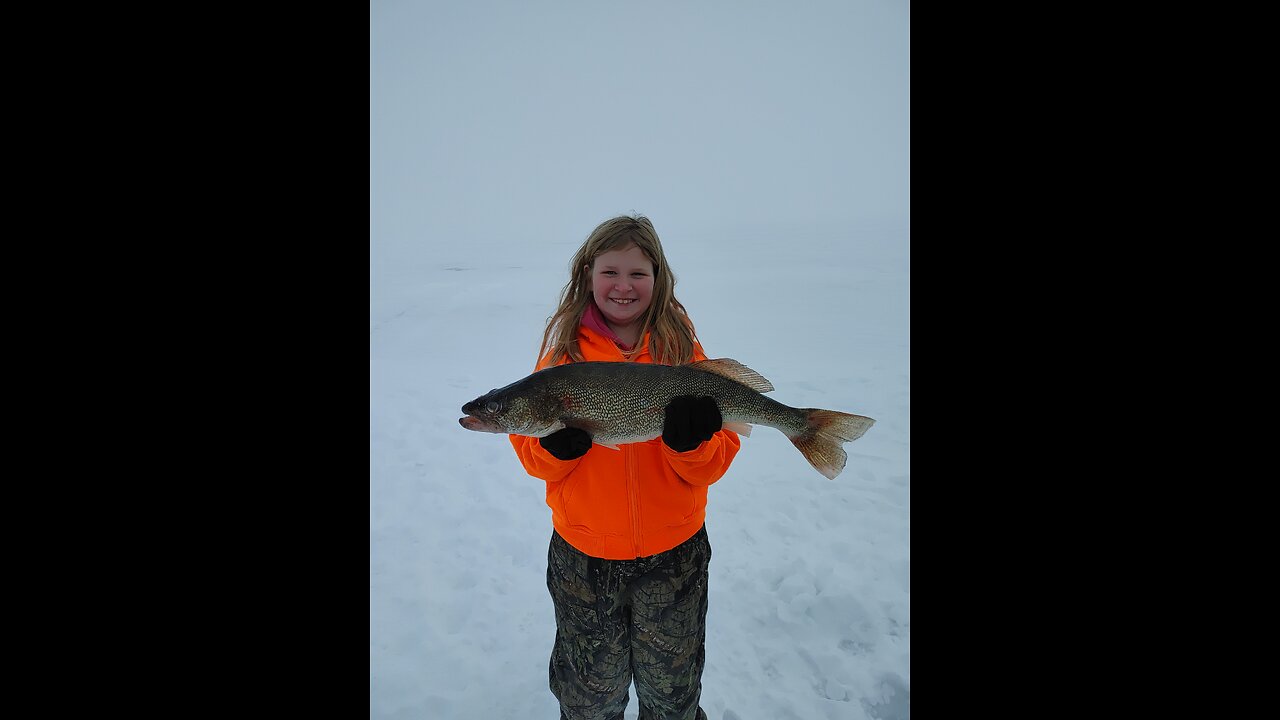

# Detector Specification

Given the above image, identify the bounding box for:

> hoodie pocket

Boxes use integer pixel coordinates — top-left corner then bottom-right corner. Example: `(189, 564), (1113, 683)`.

(662, 480), (704, 527)
(559, 472), (626, 537)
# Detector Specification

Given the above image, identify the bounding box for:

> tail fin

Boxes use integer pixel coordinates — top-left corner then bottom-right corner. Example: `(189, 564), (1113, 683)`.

(789, 410), (875, 480)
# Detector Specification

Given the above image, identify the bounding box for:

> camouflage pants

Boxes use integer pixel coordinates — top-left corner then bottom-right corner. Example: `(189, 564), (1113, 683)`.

(547, 527), (712, 720)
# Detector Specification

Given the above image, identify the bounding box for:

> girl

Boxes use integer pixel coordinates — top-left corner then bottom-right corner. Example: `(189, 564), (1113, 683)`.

(510, 215), (738, 720)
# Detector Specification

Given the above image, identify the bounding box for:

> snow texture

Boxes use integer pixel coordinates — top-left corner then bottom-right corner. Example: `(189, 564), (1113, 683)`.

(371, 2), (908, 718)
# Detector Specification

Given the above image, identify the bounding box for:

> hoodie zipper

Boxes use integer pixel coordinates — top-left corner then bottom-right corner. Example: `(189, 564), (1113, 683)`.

(591, 326), (646, 557)
(611, 336), (644, 557)
(626, 443), (642, 557)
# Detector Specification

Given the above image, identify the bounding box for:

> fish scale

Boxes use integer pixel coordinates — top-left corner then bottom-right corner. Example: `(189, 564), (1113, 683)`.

(538, 363), (790, 444)
(460, 359), (875, 479)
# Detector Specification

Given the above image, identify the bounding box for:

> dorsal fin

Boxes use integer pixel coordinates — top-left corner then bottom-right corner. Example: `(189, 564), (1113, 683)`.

(687, 358), (774, 393)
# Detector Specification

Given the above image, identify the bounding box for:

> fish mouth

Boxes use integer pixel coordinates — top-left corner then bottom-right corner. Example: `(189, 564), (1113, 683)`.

(459, 415), (504, 433)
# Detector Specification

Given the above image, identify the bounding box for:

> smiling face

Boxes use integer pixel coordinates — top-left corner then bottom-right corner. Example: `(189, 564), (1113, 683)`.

(589, 244), (655, 338)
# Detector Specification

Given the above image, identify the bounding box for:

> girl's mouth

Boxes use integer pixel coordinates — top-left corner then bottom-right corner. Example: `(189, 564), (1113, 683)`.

(610, 298), (635, 305)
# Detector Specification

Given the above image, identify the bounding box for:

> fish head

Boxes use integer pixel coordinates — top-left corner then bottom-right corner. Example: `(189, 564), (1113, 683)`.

(459, 382), (565, 437)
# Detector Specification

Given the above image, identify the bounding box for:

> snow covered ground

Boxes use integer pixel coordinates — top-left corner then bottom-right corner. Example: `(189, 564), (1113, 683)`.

(370, 226), (908, 720)
(371, 3), (908, 718)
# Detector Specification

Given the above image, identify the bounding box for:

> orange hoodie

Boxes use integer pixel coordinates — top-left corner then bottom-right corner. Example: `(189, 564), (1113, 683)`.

(509, 324), (741, 560)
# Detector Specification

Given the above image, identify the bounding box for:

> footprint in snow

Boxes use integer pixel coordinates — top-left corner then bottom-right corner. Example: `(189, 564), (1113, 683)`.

(861, 672), (910, 720)
(838, 638), (873, 656)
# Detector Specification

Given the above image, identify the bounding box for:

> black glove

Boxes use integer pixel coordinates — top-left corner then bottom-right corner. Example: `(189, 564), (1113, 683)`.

(662, 395), (722, 452)
(539, 427), (592, 461)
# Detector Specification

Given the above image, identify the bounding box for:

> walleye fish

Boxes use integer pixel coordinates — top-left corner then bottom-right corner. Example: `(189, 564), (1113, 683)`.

(458, 359), (874, 479)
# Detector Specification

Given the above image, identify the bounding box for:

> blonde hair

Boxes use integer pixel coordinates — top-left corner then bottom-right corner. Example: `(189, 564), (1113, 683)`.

(538, 215), (697, 367)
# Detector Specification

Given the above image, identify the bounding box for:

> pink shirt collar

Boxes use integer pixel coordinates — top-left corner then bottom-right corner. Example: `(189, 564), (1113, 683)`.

(582, 301), (634, 351)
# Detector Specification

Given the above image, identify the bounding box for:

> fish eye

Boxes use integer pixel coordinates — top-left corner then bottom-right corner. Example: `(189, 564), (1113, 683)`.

(485, 401), (500, 413)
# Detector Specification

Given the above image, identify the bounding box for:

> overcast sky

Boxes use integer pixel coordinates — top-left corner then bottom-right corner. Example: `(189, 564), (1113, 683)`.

(371, 0), (909, 282)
